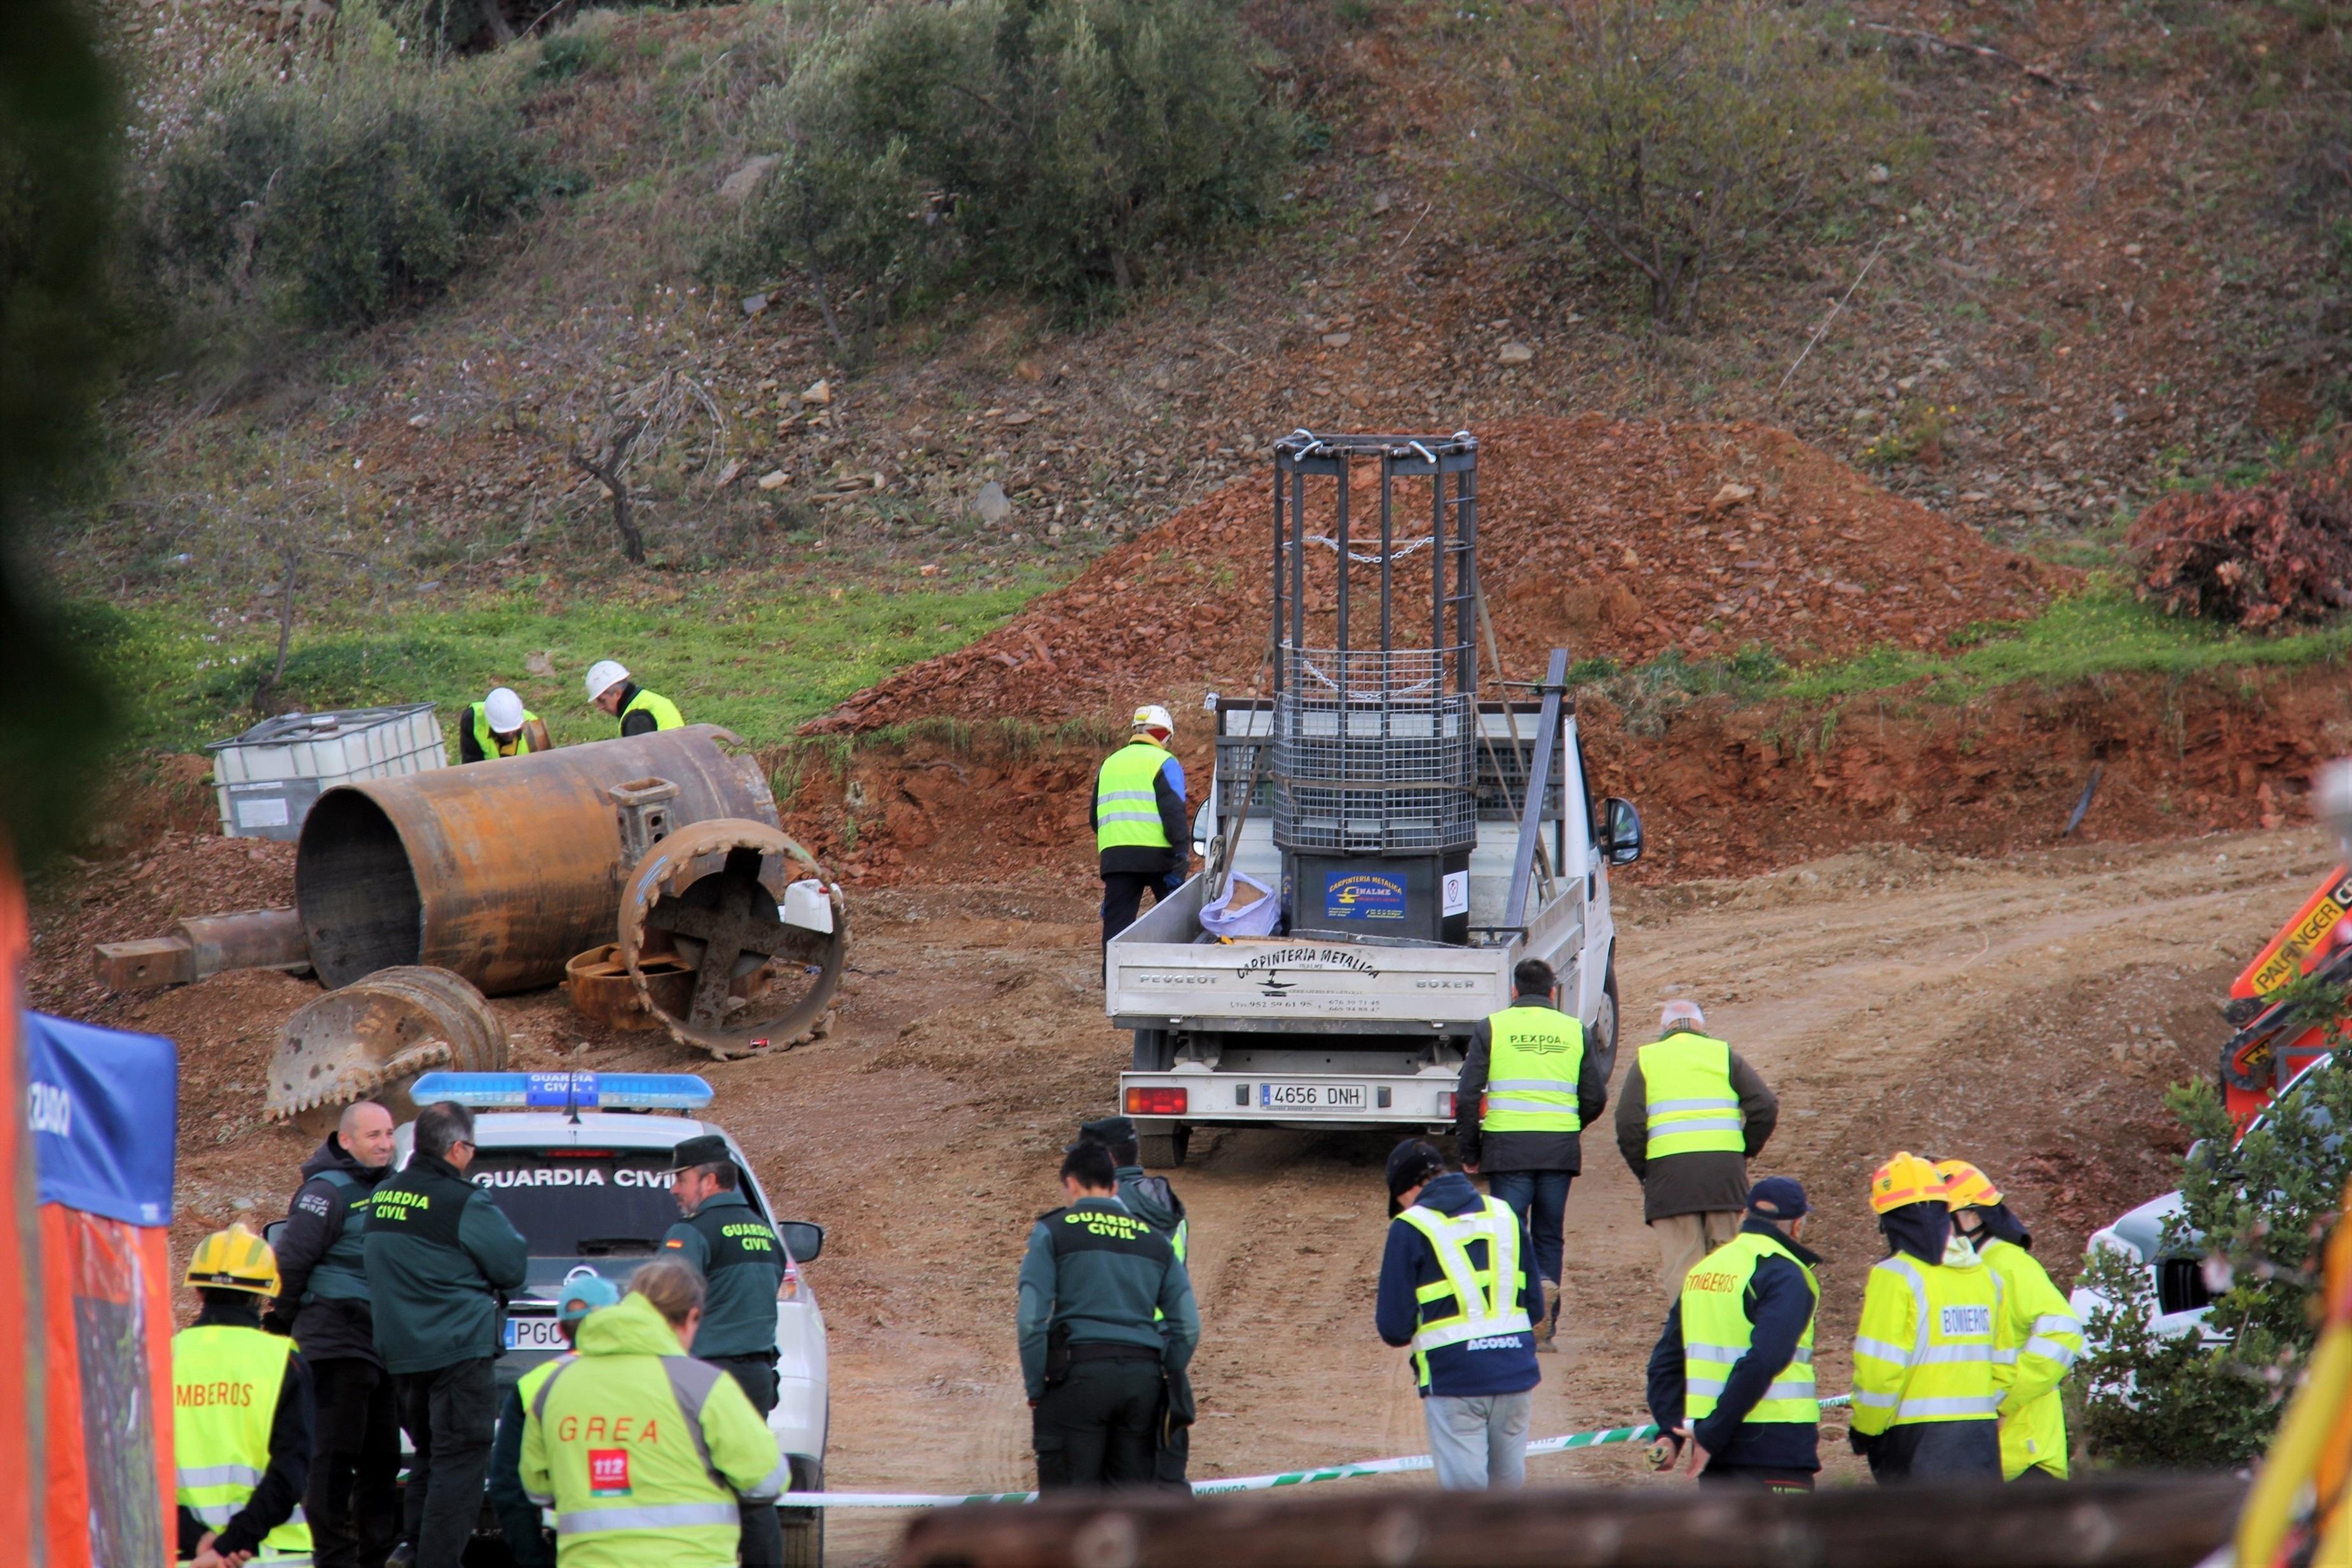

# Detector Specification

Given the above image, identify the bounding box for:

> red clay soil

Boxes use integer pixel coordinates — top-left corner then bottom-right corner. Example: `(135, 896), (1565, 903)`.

(809, 415), (2070, 735)
(775, 662), (2348, 889)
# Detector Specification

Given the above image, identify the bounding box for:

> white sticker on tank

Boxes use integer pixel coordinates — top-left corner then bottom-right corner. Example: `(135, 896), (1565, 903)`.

(1442, 871), (1469, 917)
(236, 796), (291, 828)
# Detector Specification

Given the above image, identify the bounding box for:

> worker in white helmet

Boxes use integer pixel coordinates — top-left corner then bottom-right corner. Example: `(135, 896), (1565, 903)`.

(584, 660), (683, 737)
(458, 687), (552, 763)
(1614, 999), (1781, 1298)
(1092, 704), (1191, 950)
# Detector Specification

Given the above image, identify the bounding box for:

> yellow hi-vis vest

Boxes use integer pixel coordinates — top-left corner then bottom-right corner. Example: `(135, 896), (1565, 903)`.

(622, 688), (684, 732)
(172, 1324), (314, 1564)
(1850, 1238), (2005, 1435)
(1680, 1229), (1819, 1426)
(1094, 740), (1173, 852)
(1395, 1195), (1533, 1387)
(1640, 1033), (1746, 1159)
(470, 702), (540, 759)
(1981, 1236), (2083, 1479)
(1480, 1006), (1585, 1134)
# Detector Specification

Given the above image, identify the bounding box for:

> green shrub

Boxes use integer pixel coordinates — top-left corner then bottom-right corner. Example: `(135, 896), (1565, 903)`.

(2077, 979), (2352, 1468)
(147, 6), (535, 327)
(712, 0), (1294, 337)
(1489, 0), (1899, 326)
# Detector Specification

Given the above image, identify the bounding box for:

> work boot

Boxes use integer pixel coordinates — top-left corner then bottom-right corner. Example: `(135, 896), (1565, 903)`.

(1534, 1279), (1562, 1352)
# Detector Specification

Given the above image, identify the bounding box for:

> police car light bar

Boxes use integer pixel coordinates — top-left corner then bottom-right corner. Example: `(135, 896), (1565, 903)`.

(407, 1072), (715, 1112)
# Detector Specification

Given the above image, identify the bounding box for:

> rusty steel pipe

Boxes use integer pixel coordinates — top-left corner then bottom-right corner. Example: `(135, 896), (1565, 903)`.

(295, 725), (778, 993)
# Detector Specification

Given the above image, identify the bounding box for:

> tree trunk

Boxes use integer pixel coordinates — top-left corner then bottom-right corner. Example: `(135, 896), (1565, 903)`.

(568, 448), (645, 564)
(250, 549), (298, 716)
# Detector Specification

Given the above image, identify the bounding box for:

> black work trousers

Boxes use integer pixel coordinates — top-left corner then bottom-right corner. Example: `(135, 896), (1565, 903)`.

(308, 1357), (402, 1568)
(1034, 1356), (1164, 1490)
(1102, 869), (1186, 950)
(393, 1358), (498, 1568)
(702, 1351), (786, 1568)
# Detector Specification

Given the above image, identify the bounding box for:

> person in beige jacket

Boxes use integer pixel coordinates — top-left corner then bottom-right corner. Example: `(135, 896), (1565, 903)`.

(1613, 1000), (1780, 1297)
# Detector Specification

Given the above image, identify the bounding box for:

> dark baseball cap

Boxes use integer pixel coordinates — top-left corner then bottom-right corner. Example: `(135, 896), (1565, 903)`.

(669, 1133), (732, 1171)
(1070, 1115), (1138, 1151)
(1386, 1140), (1447, 1217)
(1747, 1176), (1809, 1220)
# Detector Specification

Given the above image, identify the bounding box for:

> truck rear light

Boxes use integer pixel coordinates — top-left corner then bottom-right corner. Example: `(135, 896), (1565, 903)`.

(1126, 1087), (1188, 1115)
(1437, 1093), (1456, 1118)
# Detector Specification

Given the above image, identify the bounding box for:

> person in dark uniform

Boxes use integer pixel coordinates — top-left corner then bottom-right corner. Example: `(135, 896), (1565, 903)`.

(266, 1100), (400, 1568)
(1019, 1142), (1200, 1490)
(1077, 1115), (1193, 1484)
(660, 1134), (788, 1411)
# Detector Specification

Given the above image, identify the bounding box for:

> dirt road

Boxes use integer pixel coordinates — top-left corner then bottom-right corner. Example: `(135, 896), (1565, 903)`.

(107, 826), (2323, 1564)
(580, 828), (2308, 1563)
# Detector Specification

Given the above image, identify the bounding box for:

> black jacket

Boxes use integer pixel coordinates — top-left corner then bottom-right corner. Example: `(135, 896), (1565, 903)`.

(267, 1135), (388, 1364)
(1645, 1219), (1822, 1474)
(615, 683), (659, 738)
(1454, 994), (1610, 1173)
(176, 1295), (314, 1560)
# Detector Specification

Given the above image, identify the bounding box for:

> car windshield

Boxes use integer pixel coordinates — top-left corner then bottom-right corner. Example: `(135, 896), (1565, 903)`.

(469, 1149), (695, 1295)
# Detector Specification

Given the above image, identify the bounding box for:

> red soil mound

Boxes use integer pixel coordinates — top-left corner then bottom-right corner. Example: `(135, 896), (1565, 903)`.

(812, 414), (2067, 733)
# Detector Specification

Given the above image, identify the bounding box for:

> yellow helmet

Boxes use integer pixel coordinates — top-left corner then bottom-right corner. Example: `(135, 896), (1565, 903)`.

(186, 1224), (280, 1297)
(1934, 1158), (2003, 1211)
(1869, 1151), (1945, 1215)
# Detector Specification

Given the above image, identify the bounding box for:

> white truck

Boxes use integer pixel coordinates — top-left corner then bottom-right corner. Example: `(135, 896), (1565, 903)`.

(1109, 662), (1643, 1167)
(1108, 433), (1643, 1167)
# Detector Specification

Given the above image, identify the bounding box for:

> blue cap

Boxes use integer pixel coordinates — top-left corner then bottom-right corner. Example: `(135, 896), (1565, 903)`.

(1747, 1176), (1808, 1220)
(557, 1274), (620, 1324)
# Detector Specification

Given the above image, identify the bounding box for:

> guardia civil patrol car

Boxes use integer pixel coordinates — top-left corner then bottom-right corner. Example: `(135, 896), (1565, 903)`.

(399, 1072), (829, 1565)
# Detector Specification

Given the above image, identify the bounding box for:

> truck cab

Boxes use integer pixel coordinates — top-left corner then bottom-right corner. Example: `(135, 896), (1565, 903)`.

(1109, 686), (1640, 1166)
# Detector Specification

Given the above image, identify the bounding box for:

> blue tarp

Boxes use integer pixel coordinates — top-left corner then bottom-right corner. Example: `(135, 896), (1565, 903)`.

(24, 1012), (177, 1228)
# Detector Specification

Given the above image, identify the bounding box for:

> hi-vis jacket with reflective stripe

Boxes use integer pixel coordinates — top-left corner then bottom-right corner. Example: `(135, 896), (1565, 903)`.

(1093, 739), (1179, 853)
(619, 687), (685, 735)
(1680, 1229), (1818, 1427)
(1394, 1194), (1536, 1388)
(1480, 1006), (1587, 1135)
(1850, 1234), (2004, 1436)
(521, 1293), (784, 1568)
(1639, 1034), (1746, 1159)
(1980, 1236), (2084, 1479)
(174, 1324), (315, 1564)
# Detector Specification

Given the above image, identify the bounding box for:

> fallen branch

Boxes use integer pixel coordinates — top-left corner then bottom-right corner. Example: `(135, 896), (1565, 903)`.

(1854, 18), (2083, 94)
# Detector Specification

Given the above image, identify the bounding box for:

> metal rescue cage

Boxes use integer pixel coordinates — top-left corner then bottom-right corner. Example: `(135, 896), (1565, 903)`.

(1268, 431), (1480, 857)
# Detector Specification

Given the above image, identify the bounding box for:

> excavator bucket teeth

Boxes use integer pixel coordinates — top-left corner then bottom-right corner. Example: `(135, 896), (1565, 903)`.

(267, 967), (508, 1136)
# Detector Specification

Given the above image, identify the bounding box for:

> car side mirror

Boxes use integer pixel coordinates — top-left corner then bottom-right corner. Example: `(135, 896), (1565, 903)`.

(778, 1220), (824, 1263)
(1598, 797), (1644, 866)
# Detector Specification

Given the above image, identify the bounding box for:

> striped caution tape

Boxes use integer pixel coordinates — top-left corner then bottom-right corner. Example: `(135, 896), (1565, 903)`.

(776, 1396), (1853, 1509)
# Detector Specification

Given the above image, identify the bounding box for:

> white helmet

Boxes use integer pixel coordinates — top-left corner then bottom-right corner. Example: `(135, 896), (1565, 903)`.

(585, 660), (631, 702)
(1132, 704), (1174, 738)
(1659, 999), (1706, 1030)
(483, 687), (526, 733)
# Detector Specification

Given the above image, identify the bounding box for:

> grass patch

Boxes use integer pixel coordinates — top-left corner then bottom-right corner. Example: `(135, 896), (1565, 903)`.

(1780, 586), (2352, 704)
(73, 576), (1052, 755)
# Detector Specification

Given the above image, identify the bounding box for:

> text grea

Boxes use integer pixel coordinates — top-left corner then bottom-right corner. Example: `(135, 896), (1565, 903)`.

(473, 1166), (676, 1189)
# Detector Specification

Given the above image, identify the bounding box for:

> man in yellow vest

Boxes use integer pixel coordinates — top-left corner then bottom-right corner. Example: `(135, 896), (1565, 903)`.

(174, 1225), (316, 1568)
(1375, 1141), (1543, 1489)
(1849, 1152), (2004, 1482)
(1452, 957), (1606, 1350)
(491, 1276), (620, 1568)
(1091, 704), (1190, 950)
(1644, 1176), (1821, 1491)
(585, 660), (685, 739)
(521, 1259), (785, 1568)
(1613, 999), (1780, 1299)
(458, 687), (552, 763)
(1936, 1157), (2084, 1481)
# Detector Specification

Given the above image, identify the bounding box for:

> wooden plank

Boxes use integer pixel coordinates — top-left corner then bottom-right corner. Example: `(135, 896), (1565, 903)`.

(895, 1474), (2248, 1568)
